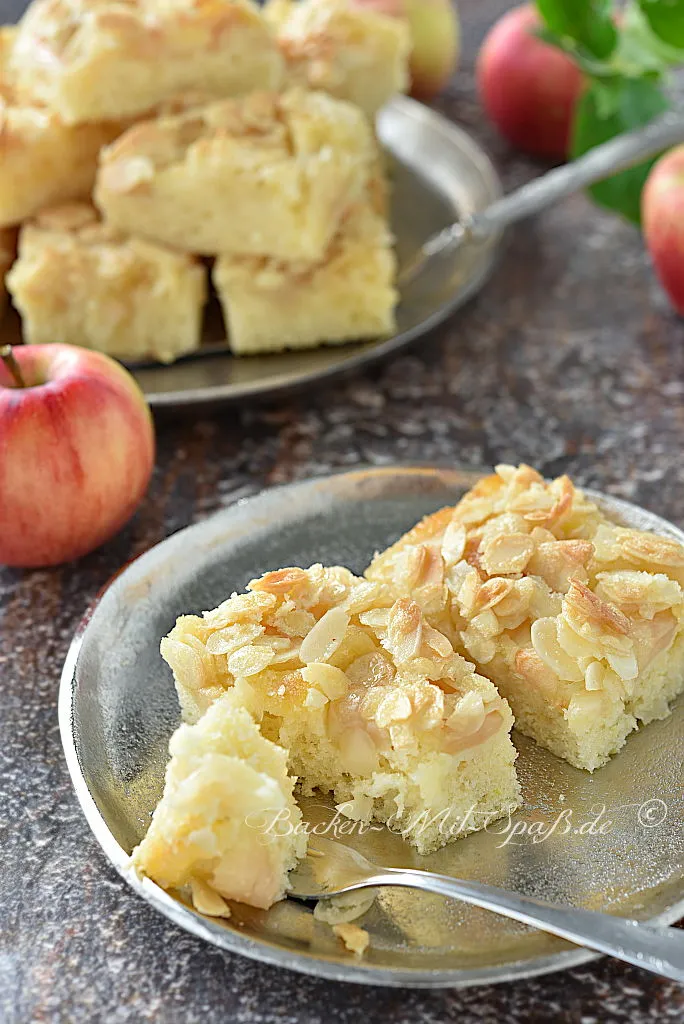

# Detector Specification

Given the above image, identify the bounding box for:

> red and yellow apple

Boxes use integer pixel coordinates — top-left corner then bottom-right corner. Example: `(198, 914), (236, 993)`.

(643, 146), (684, 316)
(0, 344), (155, 567)
(351, 0), (460, 101)
(476, 4), (584, 160)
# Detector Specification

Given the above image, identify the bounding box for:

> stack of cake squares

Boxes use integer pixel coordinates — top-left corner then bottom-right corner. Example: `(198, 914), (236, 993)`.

(0, 0), (410, 362)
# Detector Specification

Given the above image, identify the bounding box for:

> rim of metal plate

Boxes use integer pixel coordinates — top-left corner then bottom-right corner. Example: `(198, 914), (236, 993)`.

(132, 98), (503, 409)
(58, 466), (684, 988)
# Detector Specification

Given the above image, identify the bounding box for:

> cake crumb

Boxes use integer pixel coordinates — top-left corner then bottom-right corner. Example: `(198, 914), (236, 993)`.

(332, 922), (370, 956)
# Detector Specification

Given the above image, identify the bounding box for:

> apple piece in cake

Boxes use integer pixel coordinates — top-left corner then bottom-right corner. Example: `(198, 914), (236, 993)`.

(366, 464), (684, 772)
(213, 199), (397, 355)
(131, 692), (307, 914)
(95, 88), (375, 260)
(0, 26), (123, 227)
(265, 0), (410, 119)
(7, 202), (207, 363)
(10, 0), (284, 125)
(160, 565), (521, 857)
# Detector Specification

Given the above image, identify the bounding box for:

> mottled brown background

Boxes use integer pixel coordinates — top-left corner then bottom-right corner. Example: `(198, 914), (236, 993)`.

(1, 0), (683, 1021)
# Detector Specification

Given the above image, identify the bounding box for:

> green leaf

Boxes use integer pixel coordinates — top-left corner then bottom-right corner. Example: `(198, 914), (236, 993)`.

(571, 77), (670, 224)
(637, 0), (684, 49)
(536, 0), (618, 58)
(617, 2), (684, 70)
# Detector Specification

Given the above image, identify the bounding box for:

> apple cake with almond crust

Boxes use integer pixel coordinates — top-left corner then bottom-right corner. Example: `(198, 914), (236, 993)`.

(95, 88), (376, 261)
(213, 199), (397, 354)
(155, 565), (520, 864)
(366, 464), (684, 771)
(132, 691), (307, 914)
(10, 0), (284, 126)
(265, 0), (411, 119)
(7, 202), (207, 363)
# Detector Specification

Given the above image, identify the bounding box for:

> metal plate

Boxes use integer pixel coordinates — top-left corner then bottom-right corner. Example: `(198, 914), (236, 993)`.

(5, 98), (496, 409)
(59, 466), (684, 988)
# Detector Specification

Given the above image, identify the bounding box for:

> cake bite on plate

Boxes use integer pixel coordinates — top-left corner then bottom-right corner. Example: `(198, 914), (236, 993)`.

(131, 691), (307, 915)
(366, 464), (684, 771)
(159, 564), (521, 860)
(7, 202), (207, 363)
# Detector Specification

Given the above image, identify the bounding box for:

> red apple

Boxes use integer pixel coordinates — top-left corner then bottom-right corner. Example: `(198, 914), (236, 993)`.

(476, 4), (584, 160)
(643, 146), (684, 316)
(351, 0), (460, 101)
(0, 344), (155, 567)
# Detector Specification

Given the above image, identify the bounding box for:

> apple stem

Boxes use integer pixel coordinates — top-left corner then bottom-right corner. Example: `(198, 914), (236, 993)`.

(0, 345), (26, 388)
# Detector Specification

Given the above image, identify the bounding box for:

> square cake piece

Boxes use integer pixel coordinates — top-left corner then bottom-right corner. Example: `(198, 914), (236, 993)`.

(366, 464), (684, 771)
(159, 565), (521, 857)
(131, 692), (307, 914)
(213, 199), (397, 354)
(0, 26), (123, 226)
(265, 0), (410, 119)
(7, 202), (207, 363)
(10, 0), (284, 125)
(95, 88), (375, 260)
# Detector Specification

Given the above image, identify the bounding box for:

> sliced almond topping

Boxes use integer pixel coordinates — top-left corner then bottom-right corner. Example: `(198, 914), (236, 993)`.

(227, 644), (275, 678)
(564, 580), (631, 636)
(422, 622), (454, 659)
(480, 533), (534, 576)
(304, 687), (329, 709)
(441, 520), (467, 566)
(345, 651), (395, 689)
(383, 598), (423, 664)
(515, 648), (562, 704)
(619, 531), (684, 568)
(530, 617), (584, 682)
(301, 662), (349, 700)
(299, 607), (350, 665)
(527, 539), (594, 593)
(251, 567), (309, 595)
(375, 691), (413, 728)
(584, 661), (605, 691)
(205, 622), (264, 656)
(475, 577), (513, 612)
(445, 691), (486, 738)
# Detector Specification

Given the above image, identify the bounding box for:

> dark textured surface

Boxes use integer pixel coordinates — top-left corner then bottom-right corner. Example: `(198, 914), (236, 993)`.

(1, 0), (684, 1021)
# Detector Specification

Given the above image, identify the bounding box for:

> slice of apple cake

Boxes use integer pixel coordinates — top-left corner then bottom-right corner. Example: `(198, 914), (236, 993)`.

(131, 691), (306, 914)
(366, 464), (684, 771)
(159, 565), (521, 858)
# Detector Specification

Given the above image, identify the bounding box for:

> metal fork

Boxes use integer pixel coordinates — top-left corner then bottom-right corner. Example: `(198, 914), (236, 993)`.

(287, 836), (684, 983)
(399, 112), (684, 287)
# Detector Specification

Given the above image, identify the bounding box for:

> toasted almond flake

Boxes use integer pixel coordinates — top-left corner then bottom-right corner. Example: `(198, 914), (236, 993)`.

(384, 599), (423, 664)
(250, 567), (309, 595)
(374, 691), (413, 728)
(481, 532), (534, 576)
(584, 661), (605, 691)
(205, 622), (264, 656)
(530, 617), (584, 682)
(619, 532), (684, 568)
(605, 650), (639, 681)
(304, 687), (329, 709)
(441, 520), (467, 567)
(227, 644), (275, 678)
(564, 580), (631, 636)
(160, 637), (206, 689)
(422, 622), (453, 659)
(190, 879), (231, 918)
(461, 626), (496, 664)
(476, 577), (513, 612)
(445, 691), (486, 738)
(299, 607), (350, 665)
(301, 663), (349, 700)
(358, 608), (391, 631)
(515, 648), (562, 704)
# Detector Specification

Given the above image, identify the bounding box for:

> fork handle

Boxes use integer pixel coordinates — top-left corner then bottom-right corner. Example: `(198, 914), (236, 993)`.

(366, 868), (684, 983)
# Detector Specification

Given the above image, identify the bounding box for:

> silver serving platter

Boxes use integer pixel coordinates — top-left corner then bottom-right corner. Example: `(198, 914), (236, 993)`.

(59, 466), (684, 988)
(3, 98), (502, 409)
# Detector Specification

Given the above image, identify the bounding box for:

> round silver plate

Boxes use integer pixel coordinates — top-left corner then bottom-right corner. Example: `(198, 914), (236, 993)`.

(0, 98), (501, 409)
(59, 466), (684, 987)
